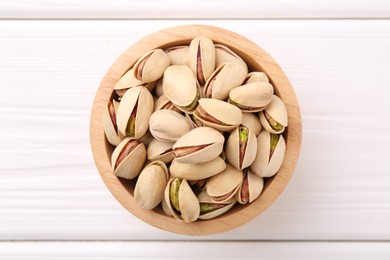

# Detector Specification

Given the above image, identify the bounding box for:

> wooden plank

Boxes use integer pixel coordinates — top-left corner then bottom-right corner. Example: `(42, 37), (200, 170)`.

(0, 0), (390, 19)
(0, 20), (390, 240)
(0, 242), (389, 259)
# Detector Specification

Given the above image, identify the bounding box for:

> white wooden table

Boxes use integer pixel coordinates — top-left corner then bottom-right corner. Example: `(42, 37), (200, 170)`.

(1, 1), (390, 258)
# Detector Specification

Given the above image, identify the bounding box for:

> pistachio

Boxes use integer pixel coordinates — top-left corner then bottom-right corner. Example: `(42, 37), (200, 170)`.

(162, 65), (201, 113)
(165, 45), (189, 66)
(172, 127), (224, 164)
(134, 161), (169, 210)
(241, 112), (262, 136)
(214, 44), (248, 73)
(193, 98), (242, 131)
(147, 138), (174, 163)
(226, 126), (257, 170)
(164, 178), (200, 223)
(244, 71), (269, 84)
(170, 156), (226, 180)
(204, 62), (247, 100)
(250, 130), (286, 177)
(114, 68), (156, 98)
(189, 36), (215, 85)
(259, 95), (288, 134)
(117, 86), (154, 138)
(103, 100), (124, 146)
(133, 49), (170, 83)
(111, 137), (146, 179)
(149, 110), (193, 142)
(229, 82), (274, 112)
(198, 190), (236, 220)
(235, 168), (264, 204)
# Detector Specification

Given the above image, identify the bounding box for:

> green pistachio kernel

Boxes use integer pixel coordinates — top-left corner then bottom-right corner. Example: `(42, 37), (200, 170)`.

(239, 127), (249, 143)
(199, 203), (224, 215)
(269, 133), (280, 160)
(126, 116), (136, 137)
(170, 179), (182, 212)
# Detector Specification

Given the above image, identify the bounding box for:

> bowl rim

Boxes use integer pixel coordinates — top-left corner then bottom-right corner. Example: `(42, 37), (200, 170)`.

(90, 24), (302, 235)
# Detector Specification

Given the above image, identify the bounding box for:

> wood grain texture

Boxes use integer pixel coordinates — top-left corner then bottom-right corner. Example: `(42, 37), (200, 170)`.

(1, 20), (390, 240)
(1, 242), (390, 259)
(90, 24), (302, 235)
(0, 0), (390, 19)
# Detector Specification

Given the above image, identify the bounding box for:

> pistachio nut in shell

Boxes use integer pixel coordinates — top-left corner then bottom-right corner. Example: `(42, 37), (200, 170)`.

(189, 36), (215, 85)
(226, 126), (257, 170)
(172, 127), (224, 164)
(206, 163), (243, 203)
(242, 112), (262, 136)
(193, 98), (242, 131)
(204, 62), (247, 100)
(162, 65), (201, 113)
(133, 49), (170, 83)
(165, 45), (189, 66)
(164, 178), (200, 223)
(250, 130), (286, 178)
(235, 168), (264, 204)
(103, 100), (124, 146)
(259, 95), (288, 134)
(134, 161), (169, 210)
(117, 86), (154, 138)
(154, 94), (181, 113)
(244, 71), (269, 84)
(229, 82), (274, 112)
(114, 68), (156, 97)
(149, 110), (193, 142)
(147, 138), (174, 164)
(170, 156), (226, 181)
(111, 137), (146, 179)
(198, 190), (236, 220)
(214, 44), (248, 73)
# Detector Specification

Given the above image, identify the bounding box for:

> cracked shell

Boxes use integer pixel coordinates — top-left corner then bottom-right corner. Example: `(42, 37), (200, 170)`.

(147, 138), (174, 164)
(206, 163), (243, 203)
(117, 86), (154, 138)
(170, 156), (226, 181)
(162, 65), (201, 113)
(235, 168), (264, 204)
(226, 126), (257, 170)
(198, 190), (236, 220)
(149, 110), (193, 142)
(193, 98), (242, 131)
(133, 49), (170, 83)
(204, 62), (247, 100)
(114, 68), (156, 98)
(164, 178), (200, 223)
(165, 45), (189, 66)
(214, 44), (248, 73)
(229, 82), (274, 112)
(259, 95), (288, 134)
(172, 127), (224, 164)
(189, 36), (215, 85)
(134, 161), (169, 210)
(103, 99), (124, 146)
(250, 130), (286, 178)
(111, 137), (146, 179)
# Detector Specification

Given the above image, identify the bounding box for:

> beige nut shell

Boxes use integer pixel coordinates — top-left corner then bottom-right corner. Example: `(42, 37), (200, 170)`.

(170, 157), (226, 181)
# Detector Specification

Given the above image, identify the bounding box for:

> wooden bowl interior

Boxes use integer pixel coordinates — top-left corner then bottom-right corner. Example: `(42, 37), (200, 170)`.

(91, 25), (302, 235)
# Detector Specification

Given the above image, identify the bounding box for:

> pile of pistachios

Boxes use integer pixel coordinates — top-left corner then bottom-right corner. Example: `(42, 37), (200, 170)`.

(103, 36), (288, 223)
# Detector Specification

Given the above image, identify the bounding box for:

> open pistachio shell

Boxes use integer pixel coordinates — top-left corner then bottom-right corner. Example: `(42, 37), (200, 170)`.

(133, 49), (170, 83)
(198, 190), (236, 220)
(250, 130), (286, 178)
(165, 45), (189, 66)
(235, 169), (264, 204)
(206, 163), (243, 203)
(226, 126), (257, 170)
(204, 62), (247, 100)
(147, 138), (174, 163)
(162, 65), (201, 113)
(149, 110), (193, 142)
(164, 178), (200, 223)
(242, 112), (262, 136)
(117, 86), (154, 138)
(103, 100), (124, 146)
(193, 98), (242, 131)
(114, 68), (156, 98)
(172, 127), (224, 164)
(229, 82), (274, 112)
(111, 137), (146, 179)
(214, 44), (248, 73)
(134, 161), (169, 210)
(170, 157), (226, 181)
(161, 196), (173, 216)
(244, 71), (269, 84)
(189, 36), (215, 85)
(259, 95), (288, 134)
(154, 94), (182, 113)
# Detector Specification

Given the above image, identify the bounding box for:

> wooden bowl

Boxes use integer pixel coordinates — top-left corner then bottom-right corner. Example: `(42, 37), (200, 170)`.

(90, 24), (302, 235)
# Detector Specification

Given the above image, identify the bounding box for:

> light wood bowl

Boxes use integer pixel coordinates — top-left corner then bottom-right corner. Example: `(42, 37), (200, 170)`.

(90, 24), (302, 235)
